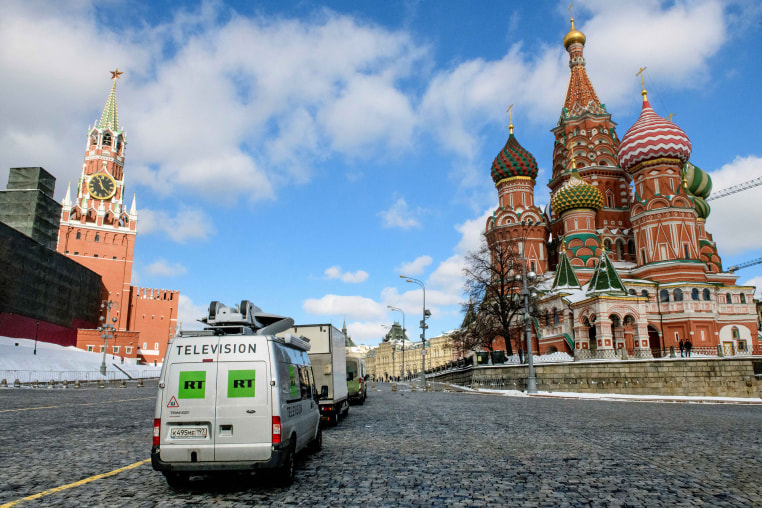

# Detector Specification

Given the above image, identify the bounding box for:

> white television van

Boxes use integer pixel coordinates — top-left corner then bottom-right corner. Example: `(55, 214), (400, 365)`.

(151, 301), (321, 488)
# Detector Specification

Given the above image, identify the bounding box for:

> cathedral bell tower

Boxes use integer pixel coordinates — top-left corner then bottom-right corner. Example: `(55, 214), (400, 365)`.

(57, 69), (138, 330)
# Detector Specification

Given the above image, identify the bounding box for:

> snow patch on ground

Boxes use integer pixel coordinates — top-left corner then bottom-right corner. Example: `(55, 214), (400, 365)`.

(0, 336), (161, 382)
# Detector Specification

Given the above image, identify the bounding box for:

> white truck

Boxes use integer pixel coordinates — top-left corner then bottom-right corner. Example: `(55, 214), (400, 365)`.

(279, 324), (349, 425)
(151, 301), (322, 488)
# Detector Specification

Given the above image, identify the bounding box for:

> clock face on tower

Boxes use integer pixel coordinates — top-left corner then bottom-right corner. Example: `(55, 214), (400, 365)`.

(87, 173), (117, 200)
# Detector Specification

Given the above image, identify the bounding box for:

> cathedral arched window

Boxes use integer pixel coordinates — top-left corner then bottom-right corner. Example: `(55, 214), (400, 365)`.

(725, 293), (732, 304)
(702, 289), (710, 301)
(673, 288), (683, 302)
(604, 239), (612, 251)
(628, 289), (636, 296)
(628, 241), (636, 255)
(740, 293), (747, 304)
(641, 290), (649, 299)
(691, 288), (699, 301)
(553, 309), (559, 325)
(659, 289), (669, 303)
(607, 195), (614, 208)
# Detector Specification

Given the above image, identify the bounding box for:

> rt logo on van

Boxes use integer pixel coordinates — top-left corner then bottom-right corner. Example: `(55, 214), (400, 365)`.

(178, 371), (206, 399)
(228, 370), (256, 398)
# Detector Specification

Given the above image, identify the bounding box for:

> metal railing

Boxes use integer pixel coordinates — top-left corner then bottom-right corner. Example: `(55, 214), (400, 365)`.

(0, 368), (160, 384)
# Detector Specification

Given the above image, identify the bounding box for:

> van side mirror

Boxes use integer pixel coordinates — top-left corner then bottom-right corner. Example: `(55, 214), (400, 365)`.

(320, 386), (328, 399)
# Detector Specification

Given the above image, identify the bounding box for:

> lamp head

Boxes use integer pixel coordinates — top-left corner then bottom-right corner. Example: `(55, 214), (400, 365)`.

(527, 271), (537, 281)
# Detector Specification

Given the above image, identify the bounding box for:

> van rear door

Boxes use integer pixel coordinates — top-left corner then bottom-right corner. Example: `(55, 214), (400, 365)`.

(214, 338), (272, 461)
(160, 339), (219, 463)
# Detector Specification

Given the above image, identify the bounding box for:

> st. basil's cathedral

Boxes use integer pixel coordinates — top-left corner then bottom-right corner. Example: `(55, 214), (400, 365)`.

(485, 16), (758, 359)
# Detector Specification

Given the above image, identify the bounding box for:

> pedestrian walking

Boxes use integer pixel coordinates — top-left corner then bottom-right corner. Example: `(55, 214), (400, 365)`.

(685, 338), (693, 357)
(518, 348), (524, 364)
(679, 338), (685, 357)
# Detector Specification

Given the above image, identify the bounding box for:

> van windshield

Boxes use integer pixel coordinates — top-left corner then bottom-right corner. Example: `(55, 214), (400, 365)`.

(346, 361), (358, 378)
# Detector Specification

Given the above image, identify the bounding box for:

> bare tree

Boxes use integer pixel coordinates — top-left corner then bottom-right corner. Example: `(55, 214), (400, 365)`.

(462, 238), (537, 357)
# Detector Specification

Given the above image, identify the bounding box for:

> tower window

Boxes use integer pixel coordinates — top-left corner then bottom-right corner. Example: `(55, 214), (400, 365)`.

(726, 293), (732, 304)
(673, 288), (683, 302)
(93, 254), (98, 258)
(95, 234), (100, 242)
(607, 195), (614, 208)
(103, 133), (112, 146)
(691, 288), (699, 301)
(76, 231), (81, 240)
(683, 245), (689, 258)
(740, 293), (747, 304)
(659, 289), (669, 303)
(702, 289), (710, 301)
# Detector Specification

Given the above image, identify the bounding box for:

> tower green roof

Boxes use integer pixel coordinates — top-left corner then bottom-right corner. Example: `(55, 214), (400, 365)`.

(586, 250), (627, 296)
(98, 70), (122, 132)
(552, 247), (581, 291)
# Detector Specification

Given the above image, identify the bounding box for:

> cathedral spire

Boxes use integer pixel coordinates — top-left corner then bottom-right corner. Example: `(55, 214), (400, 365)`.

(98, 68), (123, 132)
(562, 13), (603, 117)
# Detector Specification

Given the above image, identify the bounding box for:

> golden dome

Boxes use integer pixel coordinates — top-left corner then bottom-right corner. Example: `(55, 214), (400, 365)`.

(563, 18), (586, 49)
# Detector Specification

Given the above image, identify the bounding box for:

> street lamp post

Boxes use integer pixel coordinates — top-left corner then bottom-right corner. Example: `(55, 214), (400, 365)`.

(518, 228), (538, 394)
(382, 324), (394, 382)
(98, 300), (117, 376)
(401, 275), (430, 390)
(388, 306), (405, 380)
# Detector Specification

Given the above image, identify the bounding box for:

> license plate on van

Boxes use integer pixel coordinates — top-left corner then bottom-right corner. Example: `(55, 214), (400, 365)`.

(170, 427), (208, 439)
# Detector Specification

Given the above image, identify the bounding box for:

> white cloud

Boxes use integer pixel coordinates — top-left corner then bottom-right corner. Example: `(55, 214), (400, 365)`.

(303, 294), (386, 321)
(379, 196), (423, 229)
(145, 258), (187, 277)
(345, 321), (389, 345)
(398, 255), (432, 276)
(138, 207), (216, 243)
(705, 156), (762, 256)
(178, 294), (208, 330)
(324, 266), (369, 283)
(0, 2), (428, 204)
(739, 276), (762, 299)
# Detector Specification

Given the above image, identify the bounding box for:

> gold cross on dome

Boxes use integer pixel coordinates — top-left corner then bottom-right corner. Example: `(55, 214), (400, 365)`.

(507, 104), (514, 134)
(636, 66), (647, 91)
(110, 68), (124, 80)
(569, 4), (574, 19)
(667, 113), (675, 122)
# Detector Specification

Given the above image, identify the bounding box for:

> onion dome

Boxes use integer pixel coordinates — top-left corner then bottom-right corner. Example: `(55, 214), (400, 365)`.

(491, 127), (539, 183)
(563, 17), (586, 49)
(550, 169), (603, 215)
(618, 92), (692, 173)
(683, 161), (712, 198)
(693, 197), (710, 219)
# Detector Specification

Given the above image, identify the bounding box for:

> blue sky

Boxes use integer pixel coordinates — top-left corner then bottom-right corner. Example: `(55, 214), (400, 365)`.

(1, 0), (761, 346)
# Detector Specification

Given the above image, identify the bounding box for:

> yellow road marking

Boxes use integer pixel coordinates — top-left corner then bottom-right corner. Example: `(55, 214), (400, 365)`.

(0, 459), (151, 508)
(0, 397), (154, 413)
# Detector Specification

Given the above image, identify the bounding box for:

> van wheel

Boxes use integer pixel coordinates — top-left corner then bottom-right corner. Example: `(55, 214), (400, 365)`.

(329, 412), (338, 426)
(164, 472), (189, 490)
(274, 440), (296, 486)
(308, 427), (322, 453)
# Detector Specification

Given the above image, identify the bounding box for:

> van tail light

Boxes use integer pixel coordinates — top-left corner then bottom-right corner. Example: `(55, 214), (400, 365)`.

(153, 418), (161, 446)
(272, 416), (282, 444)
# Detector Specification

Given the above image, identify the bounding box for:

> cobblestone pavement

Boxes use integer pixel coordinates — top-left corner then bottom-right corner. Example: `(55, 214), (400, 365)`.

(1, 381), (761, 507)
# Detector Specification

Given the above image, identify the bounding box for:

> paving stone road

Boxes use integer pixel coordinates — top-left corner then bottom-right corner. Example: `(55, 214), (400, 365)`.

(1, 381), (760, 507)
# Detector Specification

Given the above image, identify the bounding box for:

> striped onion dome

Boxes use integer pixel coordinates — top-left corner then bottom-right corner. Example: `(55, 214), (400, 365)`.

(693, 197), (710, 219)
(550, 170), (603, 215)
(683, 161), (712, 198)
(491, 132), (539, 183)
(618, 94), (692, 173)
